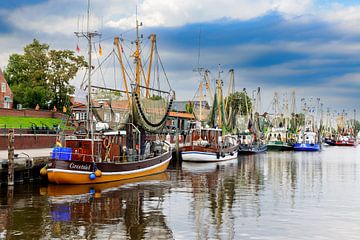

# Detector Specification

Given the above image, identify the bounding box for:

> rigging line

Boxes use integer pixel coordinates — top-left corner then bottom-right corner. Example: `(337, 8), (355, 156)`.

(191, 84), (201, 102)
(114, 50), (134, 89)
(152, 54), (157, 90)
(91, 28), (137, 44)
(80, 68), (88, 90)
(113, 48), (117, 90)
(92, 43), (107, 88)
(121, 46), (136, 81)
(155, 45), (171, 90)
(196, 25), (202, 70)
(90, 48), (114, 78)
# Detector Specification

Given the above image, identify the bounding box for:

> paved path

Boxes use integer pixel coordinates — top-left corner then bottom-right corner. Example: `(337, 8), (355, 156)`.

(0, 148), (53, 160)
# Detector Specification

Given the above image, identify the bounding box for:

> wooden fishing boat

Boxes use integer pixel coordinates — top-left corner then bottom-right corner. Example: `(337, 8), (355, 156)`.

(181, 128), (239, 162)
(47, 137), (172, 184)
(44, 10), (174, 184)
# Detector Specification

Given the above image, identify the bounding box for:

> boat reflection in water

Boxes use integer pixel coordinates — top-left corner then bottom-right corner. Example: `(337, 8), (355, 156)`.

(181, 158), (238, 173)
(40, 173), (173, 239)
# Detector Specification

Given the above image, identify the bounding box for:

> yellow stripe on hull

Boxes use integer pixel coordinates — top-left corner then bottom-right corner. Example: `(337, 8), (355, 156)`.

(47, 159), (170, 185)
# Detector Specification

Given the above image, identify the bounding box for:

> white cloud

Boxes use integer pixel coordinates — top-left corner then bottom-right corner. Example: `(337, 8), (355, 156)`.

(320, 4), (360, 34)
(107, 0), (315, 28)
(2, 0), (316, 34)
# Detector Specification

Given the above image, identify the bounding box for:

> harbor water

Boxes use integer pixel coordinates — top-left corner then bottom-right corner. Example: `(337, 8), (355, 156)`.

(1, 146), (360, 239)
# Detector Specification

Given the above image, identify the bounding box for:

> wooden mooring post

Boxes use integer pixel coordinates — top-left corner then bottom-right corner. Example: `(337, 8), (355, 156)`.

(7, 129), (14, 186)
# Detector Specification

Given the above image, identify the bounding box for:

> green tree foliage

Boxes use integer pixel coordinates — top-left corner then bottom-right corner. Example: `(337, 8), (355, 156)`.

(353, 120), (360, 135)
(185, 101), (194, 114)
(4, 39), (86, 110)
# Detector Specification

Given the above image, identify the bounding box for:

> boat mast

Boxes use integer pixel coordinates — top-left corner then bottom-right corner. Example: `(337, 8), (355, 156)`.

(75, 0), (100, 160)
(135, 7), (142, 96)
(216, 65), (223, 127)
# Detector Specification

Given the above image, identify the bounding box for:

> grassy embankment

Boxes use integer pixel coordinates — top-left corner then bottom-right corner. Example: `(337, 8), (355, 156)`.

(0, 116), (72, 129)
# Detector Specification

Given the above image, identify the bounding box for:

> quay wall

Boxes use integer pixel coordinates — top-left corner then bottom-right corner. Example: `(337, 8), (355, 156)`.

(0, 108), (66, 119)
(0, 134), (57, 150)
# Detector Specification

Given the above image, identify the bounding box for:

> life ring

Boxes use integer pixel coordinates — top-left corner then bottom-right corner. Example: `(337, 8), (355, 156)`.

(103, 138), (111, 148)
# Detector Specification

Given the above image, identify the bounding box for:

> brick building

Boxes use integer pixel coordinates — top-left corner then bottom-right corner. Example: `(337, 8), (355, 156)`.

(0, 68), (13, 109)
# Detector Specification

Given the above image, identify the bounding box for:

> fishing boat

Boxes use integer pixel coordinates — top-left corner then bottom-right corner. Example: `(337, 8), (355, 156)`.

(293, 131), (321, 151)
(335, 134), (357, 146)
(324, 136), (336, 146)
(266, 128), (293, 151)
(238, 136), (267, 154)
(45, 9), (173, 184)
(293, 98), (321, 151)
(181, 128), (238, 162)
(238, 88), (267, 154)
(334, 112), (357, 146)
(181, 68), (239, 162)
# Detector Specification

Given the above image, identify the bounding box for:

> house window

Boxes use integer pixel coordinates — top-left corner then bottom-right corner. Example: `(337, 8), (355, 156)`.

(115, 113), (120, 122)
(77, 112), (87, 121)
(104, 112), (110, 122)
(1, 83), (6, 93)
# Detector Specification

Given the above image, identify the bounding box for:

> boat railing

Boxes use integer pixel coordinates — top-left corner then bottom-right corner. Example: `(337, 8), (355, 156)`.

(51, 146), (169, 163)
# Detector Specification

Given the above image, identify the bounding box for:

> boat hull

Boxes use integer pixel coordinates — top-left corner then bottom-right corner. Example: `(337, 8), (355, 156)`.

(238, 144), (267, 154)
(181, 150), (238, 162)
(335, 141), (357, 146)
(267, 143), (293, 151)
(47, 151), (171, 184)
(293, 143), (320, 151)
(324, 139), (336, 146)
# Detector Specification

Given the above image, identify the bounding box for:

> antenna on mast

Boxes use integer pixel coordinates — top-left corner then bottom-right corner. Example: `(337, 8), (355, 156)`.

(74, 0), (101, 143)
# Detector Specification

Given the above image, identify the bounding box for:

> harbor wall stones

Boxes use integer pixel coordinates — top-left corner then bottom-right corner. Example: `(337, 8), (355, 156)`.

(0, 134), (56, 150)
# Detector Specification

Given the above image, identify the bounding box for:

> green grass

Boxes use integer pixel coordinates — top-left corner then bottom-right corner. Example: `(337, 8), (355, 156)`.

(0, 116), (72, 130)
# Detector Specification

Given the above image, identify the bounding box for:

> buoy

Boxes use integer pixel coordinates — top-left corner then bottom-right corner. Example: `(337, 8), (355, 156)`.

(89, 173), (96, 180)
(40, 167), (47, 176)
(95, 169), (102, 177)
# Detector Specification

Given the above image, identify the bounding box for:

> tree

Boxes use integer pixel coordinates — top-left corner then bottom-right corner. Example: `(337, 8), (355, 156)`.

(4, 39), (86, 110)
(47, 50), (86, 111)
(185, 101), (194, 114)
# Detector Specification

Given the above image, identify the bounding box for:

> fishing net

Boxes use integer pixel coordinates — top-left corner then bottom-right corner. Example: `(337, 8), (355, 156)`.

(133, 88), (174, 133)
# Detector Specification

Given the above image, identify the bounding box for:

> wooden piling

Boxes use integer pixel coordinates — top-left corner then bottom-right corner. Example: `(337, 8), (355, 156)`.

(5, 185), (14, 239)
(7, 129), (14, 186)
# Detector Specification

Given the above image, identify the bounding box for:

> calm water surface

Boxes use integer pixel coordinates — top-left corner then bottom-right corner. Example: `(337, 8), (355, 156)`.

(1, 146), (360, 239)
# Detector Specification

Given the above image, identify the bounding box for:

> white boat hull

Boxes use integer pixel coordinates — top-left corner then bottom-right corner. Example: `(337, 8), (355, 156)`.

(181, 150), (238, 162)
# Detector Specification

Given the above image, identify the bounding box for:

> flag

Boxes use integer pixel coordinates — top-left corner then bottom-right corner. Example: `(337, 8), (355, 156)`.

(76, 44), (80, 53)
(99, 43), (102, 56)
(56, 139), (62, 147)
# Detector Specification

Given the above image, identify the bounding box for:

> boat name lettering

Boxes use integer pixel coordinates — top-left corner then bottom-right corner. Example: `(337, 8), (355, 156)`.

(69, 163), (91, 170)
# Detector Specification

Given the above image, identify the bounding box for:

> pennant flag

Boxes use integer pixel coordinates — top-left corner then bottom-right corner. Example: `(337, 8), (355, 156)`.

(99, 43), (102, 56)
(76, 44), (80, 53)
(56, 139), (62, 147)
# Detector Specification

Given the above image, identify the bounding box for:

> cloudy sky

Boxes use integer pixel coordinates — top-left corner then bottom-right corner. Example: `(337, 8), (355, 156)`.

(0, 0), (360, 116)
